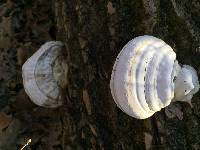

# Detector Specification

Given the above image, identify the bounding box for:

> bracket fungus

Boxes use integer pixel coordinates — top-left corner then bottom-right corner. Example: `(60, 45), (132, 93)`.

(22, 41), (68, 108)
(110, 35), (199, 119)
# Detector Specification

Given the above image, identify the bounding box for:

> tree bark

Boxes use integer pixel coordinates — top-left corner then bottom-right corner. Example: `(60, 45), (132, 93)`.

(0, 0), (200, 149)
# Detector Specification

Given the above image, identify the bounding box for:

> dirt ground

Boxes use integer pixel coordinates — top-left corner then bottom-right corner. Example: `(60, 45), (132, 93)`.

(0, 0), (200, 149)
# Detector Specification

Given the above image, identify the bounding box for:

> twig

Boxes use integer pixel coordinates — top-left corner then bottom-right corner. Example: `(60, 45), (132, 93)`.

(20, 139), (31, 150)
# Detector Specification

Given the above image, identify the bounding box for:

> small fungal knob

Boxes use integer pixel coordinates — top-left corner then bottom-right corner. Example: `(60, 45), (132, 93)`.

(174, 65), (199, 102)
(22, 41), (68, 108)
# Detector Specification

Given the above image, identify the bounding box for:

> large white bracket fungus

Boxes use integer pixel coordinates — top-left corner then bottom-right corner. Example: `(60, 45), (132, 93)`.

(110, 35), (199, 119)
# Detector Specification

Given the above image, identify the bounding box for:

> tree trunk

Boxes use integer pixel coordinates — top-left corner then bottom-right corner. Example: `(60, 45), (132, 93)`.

(0, 0), (200, 149)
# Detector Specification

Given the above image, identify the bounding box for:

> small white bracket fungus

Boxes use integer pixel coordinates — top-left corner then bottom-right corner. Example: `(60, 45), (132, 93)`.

(22, 41), (68, 108)
(110, 35), (199, 119)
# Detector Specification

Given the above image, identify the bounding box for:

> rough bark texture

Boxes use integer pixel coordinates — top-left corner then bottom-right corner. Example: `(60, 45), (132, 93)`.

(0, 0), (200, 149)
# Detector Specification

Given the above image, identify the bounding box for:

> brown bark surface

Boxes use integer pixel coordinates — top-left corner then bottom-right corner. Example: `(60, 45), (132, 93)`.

(0, 0), (200, 149)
